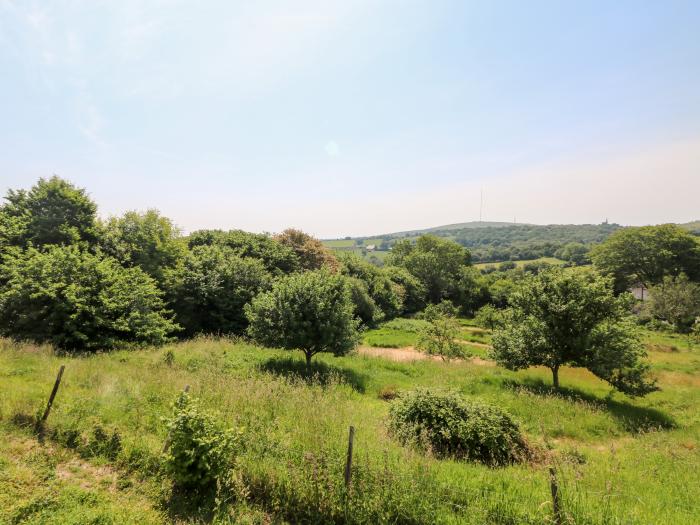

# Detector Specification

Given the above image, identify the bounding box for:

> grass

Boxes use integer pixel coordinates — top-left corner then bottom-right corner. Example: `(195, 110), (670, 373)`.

(0, 328), (698, 524)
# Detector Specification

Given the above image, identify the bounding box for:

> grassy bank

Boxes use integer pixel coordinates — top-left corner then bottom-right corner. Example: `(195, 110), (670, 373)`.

(0, 329), (698, 524)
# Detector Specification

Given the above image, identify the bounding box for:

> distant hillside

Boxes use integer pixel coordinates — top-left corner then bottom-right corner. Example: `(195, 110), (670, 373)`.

(680, 220), (700, 234)
(325, 222), (621, 265)
(326, 220), (699, 266)
(389, 221), (520, 236)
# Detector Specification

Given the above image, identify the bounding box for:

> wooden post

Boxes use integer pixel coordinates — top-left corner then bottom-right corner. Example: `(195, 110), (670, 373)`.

(549, 465), (562, 525)
(344, 425), (355, 488)
(161, 384), (190, 453)
(40, 365), (65, 424)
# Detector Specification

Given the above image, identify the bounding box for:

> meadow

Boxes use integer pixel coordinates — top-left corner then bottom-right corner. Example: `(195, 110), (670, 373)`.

(1, 324), (698, 524)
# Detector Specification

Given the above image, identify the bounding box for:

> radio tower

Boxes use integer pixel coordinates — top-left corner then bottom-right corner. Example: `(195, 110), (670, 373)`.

(479, 189), (483, 223)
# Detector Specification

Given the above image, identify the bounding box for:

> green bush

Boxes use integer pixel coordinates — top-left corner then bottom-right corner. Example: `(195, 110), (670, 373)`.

(0, 245), (177, 351)
(388, 389), (528, 466)
(163, 393), (241, 492)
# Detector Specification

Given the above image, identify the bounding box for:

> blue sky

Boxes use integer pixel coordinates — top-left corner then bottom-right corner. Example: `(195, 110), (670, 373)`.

(1, 1), (699, 237)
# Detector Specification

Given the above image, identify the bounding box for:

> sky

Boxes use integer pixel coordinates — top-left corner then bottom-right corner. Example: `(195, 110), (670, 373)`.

(1, 0), (699, 238)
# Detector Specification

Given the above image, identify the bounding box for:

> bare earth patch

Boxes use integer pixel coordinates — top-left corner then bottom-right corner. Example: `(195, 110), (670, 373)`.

(358, 346), (495, 366)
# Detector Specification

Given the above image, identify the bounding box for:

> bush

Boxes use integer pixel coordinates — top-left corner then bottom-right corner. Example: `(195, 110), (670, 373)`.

(388, 389), (528, 466)
(0, 246), (177, 351)
(163, 393), (241, 492)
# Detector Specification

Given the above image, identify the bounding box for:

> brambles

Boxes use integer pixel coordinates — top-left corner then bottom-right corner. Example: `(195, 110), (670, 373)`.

(388, 389), (528, 466)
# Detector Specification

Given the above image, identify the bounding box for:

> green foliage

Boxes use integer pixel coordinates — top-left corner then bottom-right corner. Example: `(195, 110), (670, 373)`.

(339, 253), (403, 322)
(474, 304), (504, 330)
(591, 224), (700, 291)
(165, 244), (272, 336)
(346, 277), (383, 326)
(645, 275), (700, 333)
(0, 176), (99, 250)
(388, 234), (472, 305)
(101, 209), (186, 283)
(491, 268), (657, 396)
(274, 228), (339, 271)
(188, 229), (299, 275)
(416, 304), (467, 361)
(164, 392), (240, 492)
(555, 242), (590, 266)
(388, 389), (528, 466)
(245, 270), (360, 365)
(385, 265), (426, 313)
(0, 246), (177, 351)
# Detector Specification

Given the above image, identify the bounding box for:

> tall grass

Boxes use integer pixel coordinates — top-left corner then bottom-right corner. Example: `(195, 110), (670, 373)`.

(0, 332), (698, 524)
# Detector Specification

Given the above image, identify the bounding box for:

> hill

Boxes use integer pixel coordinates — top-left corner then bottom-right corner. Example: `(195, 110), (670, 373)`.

(325, 222), (622, 264)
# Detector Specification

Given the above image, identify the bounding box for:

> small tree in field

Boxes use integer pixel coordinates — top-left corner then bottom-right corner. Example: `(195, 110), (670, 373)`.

(416, 302), (468, 361)
(491, 268), (657, 396)
(245, 270), (359, 366)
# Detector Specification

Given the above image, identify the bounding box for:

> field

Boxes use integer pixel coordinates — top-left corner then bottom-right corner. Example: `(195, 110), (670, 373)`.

(474, 257), (567, 270)
(1, 326), (698, 524)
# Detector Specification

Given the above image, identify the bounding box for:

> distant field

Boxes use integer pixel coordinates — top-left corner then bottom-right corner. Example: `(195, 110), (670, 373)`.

(475, 257), (566, 269)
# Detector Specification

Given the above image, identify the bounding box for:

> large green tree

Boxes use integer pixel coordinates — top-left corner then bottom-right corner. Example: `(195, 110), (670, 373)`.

(101, 209), (186, 283)
(591, 224), (700, 292)
(165, 245), (272, 336)
(388, 235), (472, 305)
(188, 229), (299, 275)
(245, 270), (359, 366)
(491, 268), (657, 396)
(0, 246), (176, 351)
(0, 176), (99, 250)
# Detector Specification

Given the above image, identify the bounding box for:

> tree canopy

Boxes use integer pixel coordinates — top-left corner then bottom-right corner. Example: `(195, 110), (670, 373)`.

(0, 246), (176, 351)
(245, 270), (359, 366)
(591, 224), (700, 291)
(165, 244), (272, 336)
(274, 229), (339, 272)
(491, 268), (657, 396)
(0, 176), (99, 250)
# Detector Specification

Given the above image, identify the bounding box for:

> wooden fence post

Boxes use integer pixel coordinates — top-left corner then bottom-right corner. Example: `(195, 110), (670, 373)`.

(344, 425), (355, 488)
(161, 384), (190, 453)
(549, 465), (563, 525)
(40, 365), (65, 423)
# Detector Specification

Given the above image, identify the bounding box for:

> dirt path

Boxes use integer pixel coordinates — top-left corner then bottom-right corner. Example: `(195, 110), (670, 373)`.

(357, 345), (495, 366)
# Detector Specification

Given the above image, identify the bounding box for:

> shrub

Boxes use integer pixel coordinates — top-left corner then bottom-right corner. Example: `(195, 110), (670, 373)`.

(388, 389), (528, 466)
(0, 245), (177, 351)
(163, 393), (241, 492)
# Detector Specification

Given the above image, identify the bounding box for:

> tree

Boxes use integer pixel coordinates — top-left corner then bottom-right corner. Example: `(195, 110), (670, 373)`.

(339, 253), (402, 322)
(556, 242), (590, 266)
(101, 209), (186, 283)
(188, 229), (299, 275)
(491, 268), (657, 396)
(591, 224), (700, 292)
(0, 246), (177, 351)
(385, 266), (426, 314)
(416, 302), (468, 361)
(165, 245), (272, 336)
(0, 176), (99, 250)
(646, 274), (700, 332)
(474, 304), (504, 330)
(274, 229), (339, 272)
(245, 270), (360, 366)
(388, 235), (471, 304)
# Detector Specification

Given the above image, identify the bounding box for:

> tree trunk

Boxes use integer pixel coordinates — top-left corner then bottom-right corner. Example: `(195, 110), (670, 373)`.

(305, 352), (313, 368)
(551, 366), (560, 389)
